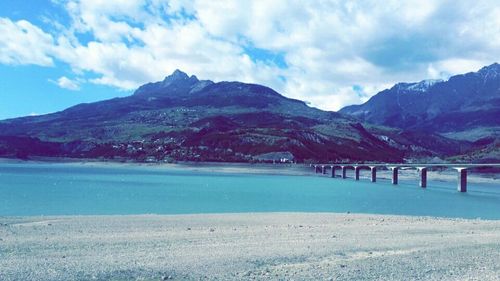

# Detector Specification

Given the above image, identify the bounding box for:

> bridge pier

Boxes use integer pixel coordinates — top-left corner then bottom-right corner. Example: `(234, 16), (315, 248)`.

(455, 168), (467, 192)
(311, 163), (500, 193)
(389, 167), (399, 185)
(354, 166), (361, 180)
(418, 167), (427, 188)
(341, 166), (347, 179)
(370, 166), (377, 182)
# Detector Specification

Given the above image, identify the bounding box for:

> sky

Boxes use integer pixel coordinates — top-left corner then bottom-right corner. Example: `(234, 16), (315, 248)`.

(0, 0), (499, 120)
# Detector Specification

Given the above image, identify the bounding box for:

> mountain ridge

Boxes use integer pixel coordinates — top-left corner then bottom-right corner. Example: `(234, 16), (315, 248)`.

(340, 63), (500, 140)
(0, 68), (492, 163)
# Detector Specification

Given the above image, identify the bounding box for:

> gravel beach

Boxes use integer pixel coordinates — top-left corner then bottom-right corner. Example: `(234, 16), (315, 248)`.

(1, 213), (499, 280)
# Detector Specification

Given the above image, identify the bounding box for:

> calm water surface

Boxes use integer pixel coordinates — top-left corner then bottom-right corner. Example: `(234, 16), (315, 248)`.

(0, 162), (499, 219)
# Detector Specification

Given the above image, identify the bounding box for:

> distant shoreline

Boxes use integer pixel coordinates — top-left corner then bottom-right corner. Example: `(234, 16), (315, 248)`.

(1, 157), (498, 184)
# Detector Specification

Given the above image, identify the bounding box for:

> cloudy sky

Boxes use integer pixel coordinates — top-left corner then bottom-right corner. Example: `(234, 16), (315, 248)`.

(0, 0), (499, 119)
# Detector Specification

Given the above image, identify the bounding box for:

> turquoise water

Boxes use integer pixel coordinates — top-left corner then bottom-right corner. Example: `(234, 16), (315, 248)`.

(0, 163), (499, 219)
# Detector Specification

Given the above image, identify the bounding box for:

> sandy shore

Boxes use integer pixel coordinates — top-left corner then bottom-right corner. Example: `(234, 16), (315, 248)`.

(1, 213), (499, 281)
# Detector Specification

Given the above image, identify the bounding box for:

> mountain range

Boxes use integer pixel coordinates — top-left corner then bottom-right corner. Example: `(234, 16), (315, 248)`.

(0, 64), (498, 163)
(340, 63), (500, 162)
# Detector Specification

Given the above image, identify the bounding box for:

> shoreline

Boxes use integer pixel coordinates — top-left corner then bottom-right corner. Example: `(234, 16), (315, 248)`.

(1, 212), (499, 280)
(1, 157), (498, 184)
(3, 210), (500, 220)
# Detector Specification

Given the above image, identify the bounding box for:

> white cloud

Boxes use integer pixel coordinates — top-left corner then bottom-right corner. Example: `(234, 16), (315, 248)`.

(1, 0), (500, 110)
(52, 76), (81, 91)
(426, 58), (492, 80)
(176, 0), (500, 109)
(0, 18), (55, 66)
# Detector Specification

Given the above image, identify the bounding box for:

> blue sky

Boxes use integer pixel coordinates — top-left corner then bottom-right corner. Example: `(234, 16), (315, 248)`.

(0, 0), (499, 120)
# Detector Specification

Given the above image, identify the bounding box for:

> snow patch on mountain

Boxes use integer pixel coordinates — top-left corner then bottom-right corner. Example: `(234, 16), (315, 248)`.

(405, 79), (443, 92)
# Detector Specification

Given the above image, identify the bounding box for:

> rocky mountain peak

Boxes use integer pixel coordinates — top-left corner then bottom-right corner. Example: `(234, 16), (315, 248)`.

(134, 69), (200, 96)
(167, 69), (188, 79)
(478, 62), (500, 79)
(162, 69), (198, 84)
(480, 62), (500, 71)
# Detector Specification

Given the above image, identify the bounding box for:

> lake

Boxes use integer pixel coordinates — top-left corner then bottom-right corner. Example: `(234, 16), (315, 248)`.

(0, 162), (499, 219)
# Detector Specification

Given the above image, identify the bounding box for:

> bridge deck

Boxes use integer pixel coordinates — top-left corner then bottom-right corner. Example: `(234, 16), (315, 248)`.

(311, 163), (499, 193)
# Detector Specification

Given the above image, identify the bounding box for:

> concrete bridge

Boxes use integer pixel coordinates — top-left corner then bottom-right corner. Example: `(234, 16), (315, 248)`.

(311, 163), (500, 192)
